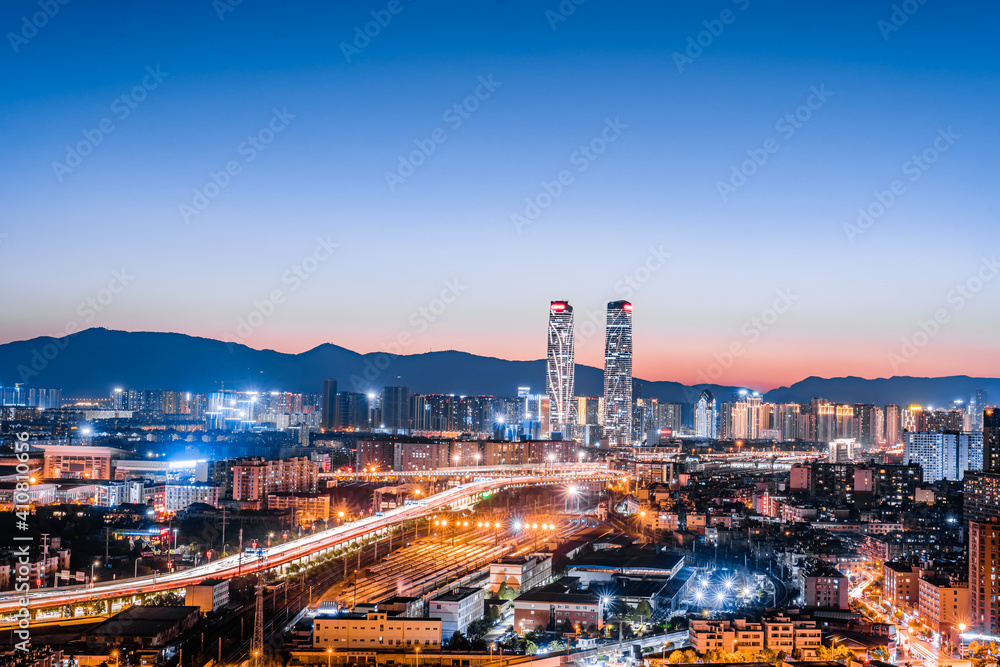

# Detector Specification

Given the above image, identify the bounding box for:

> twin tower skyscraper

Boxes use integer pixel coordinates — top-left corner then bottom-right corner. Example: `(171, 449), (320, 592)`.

(545, 300), (633, 445)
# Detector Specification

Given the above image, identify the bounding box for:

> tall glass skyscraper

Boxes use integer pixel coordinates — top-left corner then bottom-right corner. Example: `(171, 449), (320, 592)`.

(695, 390), (717, 439)
(602, 300), (633, 445)
(545, 300), (575, 437)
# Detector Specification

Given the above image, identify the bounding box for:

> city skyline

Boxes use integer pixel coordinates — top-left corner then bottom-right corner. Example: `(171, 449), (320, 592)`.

(2, 2), (999, 388)
(5, 2), (1000, 662)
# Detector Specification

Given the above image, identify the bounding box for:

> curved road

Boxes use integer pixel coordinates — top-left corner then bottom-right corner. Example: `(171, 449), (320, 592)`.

(3, 469), (619, 617)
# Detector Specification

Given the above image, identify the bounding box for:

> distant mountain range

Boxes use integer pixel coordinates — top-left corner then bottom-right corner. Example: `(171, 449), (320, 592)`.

(0, 328), (996, 408)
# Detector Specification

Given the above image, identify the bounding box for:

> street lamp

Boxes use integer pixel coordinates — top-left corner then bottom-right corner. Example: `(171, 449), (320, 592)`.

(111, 650), (119, 667)
(134, 557), (141, 579)
(415, 646), (421, 667)
(172, 528), (178, 553)
(91, 560), (100, 587)
(327, 647), (333, 667)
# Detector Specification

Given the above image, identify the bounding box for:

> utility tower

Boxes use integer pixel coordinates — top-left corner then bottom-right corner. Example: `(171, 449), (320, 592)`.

(252, 574), (264, 667)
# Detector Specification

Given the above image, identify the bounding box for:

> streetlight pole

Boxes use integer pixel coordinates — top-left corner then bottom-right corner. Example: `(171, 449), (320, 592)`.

(134, 557), (141, 579)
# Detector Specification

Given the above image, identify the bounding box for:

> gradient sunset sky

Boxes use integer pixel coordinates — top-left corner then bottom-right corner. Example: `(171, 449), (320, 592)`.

(2, 0), (998, 390)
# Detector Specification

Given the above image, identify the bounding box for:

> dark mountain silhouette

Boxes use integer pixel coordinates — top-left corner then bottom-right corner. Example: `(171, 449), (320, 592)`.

(0, 328), (994, 408)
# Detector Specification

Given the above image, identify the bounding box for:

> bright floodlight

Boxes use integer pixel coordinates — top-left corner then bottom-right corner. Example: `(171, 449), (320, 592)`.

(547, 453), (555, 462)
(513, 521), (523, 530)
(568, 485), (578, 495)
(694, 591), (703, 601)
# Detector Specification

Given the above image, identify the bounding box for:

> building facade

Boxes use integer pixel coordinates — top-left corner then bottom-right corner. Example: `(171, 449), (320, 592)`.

(312, 612), (442, 649)
(545, 301), (576, 438)
(602, 300), (633, 445)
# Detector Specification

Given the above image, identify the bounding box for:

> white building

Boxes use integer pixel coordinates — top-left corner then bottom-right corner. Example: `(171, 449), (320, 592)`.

(905, 431), (983, 481)
(429, 587), (485, 641)
(185, 578), (229, 612)
(148, 484), (221, 513)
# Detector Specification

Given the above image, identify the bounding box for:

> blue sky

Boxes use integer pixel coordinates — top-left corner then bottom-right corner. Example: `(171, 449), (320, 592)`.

(2, 0), (998, 389)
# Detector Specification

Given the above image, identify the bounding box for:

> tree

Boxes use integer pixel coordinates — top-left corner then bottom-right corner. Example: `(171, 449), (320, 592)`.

(668, 650), (686, 664)
(448, 631), (471, 651)
(635, 600), (653, 620)
(497, 582), (516, 601)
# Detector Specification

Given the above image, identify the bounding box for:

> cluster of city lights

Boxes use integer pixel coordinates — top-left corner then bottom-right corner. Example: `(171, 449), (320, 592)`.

(512, 521), (558, 531)
(688, 572), (760, 608)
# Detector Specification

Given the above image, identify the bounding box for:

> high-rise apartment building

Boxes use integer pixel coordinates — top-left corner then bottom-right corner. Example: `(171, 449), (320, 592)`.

(545, 301), (575, 437)
(335, 392), (369, 430)
(232, 457), (319, 502)
(984, 409), (1000, 473)
(970, 519), (1000, 632)
(904, 431), (983, 482)
(381, 386), (411, 431)
(602, 300), (633, 445)
(972, 388), (989, 431)
(321, 379), (337, 431)
(884, 404), (902, 445)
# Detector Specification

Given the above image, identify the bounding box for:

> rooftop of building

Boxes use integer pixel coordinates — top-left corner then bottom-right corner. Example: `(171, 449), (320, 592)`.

(514, 578), (599, 605)
(432, 587), (483, 603)
(87, 606), (200, 638)
(884, 561), (920, 574)
(314, 610), (441, 622)
(567, 544), (684, 574)
(191, 578), (227, 587)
